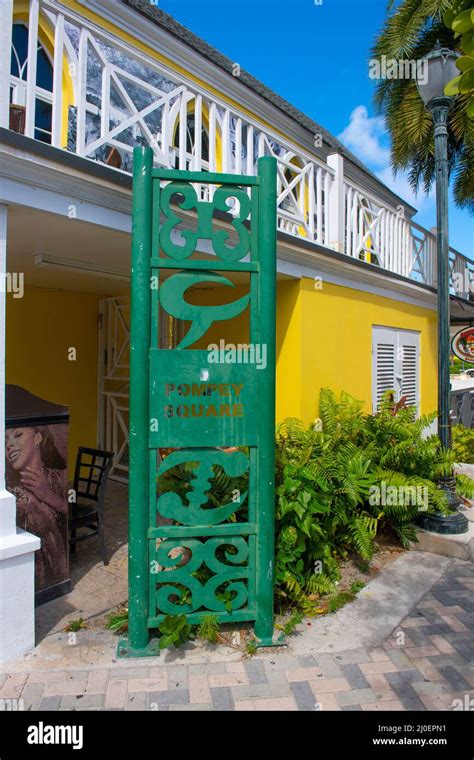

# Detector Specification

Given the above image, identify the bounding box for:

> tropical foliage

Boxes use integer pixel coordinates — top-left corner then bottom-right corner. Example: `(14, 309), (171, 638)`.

(444, 1), (474, 119)
(452, 422), (474, 462)
(273, 388), (464, 608)
(372, 0), (474, 210)
(156, 389), (473, 613)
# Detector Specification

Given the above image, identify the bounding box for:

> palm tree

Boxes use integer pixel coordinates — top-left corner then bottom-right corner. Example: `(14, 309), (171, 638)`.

(371, 0), (473, 212)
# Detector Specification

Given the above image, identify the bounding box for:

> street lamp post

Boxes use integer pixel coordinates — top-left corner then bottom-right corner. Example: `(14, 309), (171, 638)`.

(416, 45), (468, 534)
(416, 45), (459, 451)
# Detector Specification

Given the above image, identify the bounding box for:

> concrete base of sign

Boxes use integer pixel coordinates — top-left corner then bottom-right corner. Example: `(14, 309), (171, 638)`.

(0, 489), (40, 664)
(116, 638), (161, 658)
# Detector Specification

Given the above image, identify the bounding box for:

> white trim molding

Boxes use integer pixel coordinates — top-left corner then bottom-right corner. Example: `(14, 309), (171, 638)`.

(0, 203), (41, 664)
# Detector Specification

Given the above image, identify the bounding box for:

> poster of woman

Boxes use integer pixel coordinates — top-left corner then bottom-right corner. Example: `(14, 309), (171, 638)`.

(5, 424), (68, 592)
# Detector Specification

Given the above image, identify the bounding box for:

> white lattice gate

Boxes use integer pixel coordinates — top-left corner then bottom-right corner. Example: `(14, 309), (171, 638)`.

(98, 296), (183, 480)
(98, 297), (131, 482)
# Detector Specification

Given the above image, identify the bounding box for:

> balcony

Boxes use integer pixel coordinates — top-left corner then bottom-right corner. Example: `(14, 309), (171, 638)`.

(2, 0), (473, 297)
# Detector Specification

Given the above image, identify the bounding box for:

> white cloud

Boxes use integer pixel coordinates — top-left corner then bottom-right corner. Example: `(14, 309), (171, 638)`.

(337, 105), (390, 167)
(338, 104), (434, 214)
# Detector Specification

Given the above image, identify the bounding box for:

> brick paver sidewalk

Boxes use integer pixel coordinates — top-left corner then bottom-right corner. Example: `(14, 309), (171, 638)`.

(1, 559), (473, 711)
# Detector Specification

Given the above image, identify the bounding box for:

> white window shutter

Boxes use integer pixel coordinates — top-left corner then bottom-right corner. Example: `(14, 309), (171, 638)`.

(399, 332), (420, 410)
(372, 327), (420, 413)
(372, 327), (396, 412)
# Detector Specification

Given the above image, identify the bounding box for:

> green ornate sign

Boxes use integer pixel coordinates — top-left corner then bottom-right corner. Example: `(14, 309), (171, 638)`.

(119, 147), (277, 657)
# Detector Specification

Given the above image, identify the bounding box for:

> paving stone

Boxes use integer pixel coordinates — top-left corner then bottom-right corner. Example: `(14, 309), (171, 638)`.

(20, 683), (45, 711)
(149, 689), (189, 707)
(333, 650), (372, 665)
(60, 694), (104, 710)
(39, 696), (61, 711)
(364, 674), (398, 702)
(437, 665), (473, 692)
(411, 681), (450, 696)
(43, 679), (88, 697)
(386, 680), (426, 711)
(342, 664), (370, 690)
(308, 677), (350, 693)
(290, 680), (318, 711)
(0, 674), (28, 698)
(253, 697), (297, 711)
(169, 703), (213, 711)
(361, 699), (404, 711)
(189, 674), (211, 703)
(368, 648), (391, 662)
(209, 673), (247, 687)
(336, 688), (377, 707)
(386, 649), (416, 670)
(448, 640), (474, 661)
(341, 704), (362, 711)
(244, 659), (267, 684)
(127, 676), (167, 693)
(210, 687), (234, 711)
(230, 682), (290, 701)
(360, 661), (399, 675)
(385, 669), (425, 686)
(127, 692), (148, 710)
(429, 635), (455, 654)
(166, 665), (189, 687)
(234, 700), (256, 711)
(86, 670), (110, 693)
(286, 667), (323, 682)
(440, 615), (469, 633)
(104, 679), (128, 709)
(188, 662), (227, 675)
(315, 654), (343, 677)
(399, 629), (433, 647)
(299, 655), (318, 668)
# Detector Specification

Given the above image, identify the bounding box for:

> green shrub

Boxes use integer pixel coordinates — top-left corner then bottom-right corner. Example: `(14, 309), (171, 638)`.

(273, 389), (458, 608)
(453, 424), (474, 464)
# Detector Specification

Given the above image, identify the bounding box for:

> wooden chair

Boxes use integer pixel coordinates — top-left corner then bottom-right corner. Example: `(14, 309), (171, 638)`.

(69, 447), (114, 565)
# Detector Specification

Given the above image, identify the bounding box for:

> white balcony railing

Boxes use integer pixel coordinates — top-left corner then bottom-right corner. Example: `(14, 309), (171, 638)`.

(1, 0), (472, 295)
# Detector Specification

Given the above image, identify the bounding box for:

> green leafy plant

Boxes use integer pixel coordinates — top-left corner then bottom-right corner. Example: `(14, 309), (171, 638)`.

(106, 607), (128, 634)
(64, 618), (86, 632)
(275, 609), (304, 636)
(158, 614), (192, 650)
(444, 0), (474, 119)
(371, 0), (473, 211)
(197, 614), (220, 644)
(273, 388), (455, 609)
(245, 638), (258, 656)
(328, 591), (355, 614)
(452, 423), (474, 463)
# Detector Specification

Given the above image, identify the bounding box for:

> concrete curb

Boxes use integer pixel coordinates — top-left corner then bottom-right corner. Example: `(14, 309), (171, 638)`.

(293, 551), (453, 654)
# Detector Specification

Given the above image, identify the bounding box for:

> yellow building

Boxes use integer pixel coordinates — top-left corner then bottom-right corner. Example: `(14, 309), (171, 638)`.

(1, 0), (473, 482)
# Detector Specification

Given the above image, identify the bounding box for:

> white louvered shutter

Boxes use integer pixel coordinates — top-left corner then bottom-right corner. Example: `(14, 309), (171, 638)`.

(372, 327), (396, 412)
(400, 332), (420, 409)
(372, 327), (420, 412)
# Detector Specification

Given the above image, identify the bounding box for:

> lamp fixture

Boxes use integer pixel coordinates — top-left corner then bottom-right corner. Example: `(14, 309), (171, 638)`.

(34, 254), (129, 282)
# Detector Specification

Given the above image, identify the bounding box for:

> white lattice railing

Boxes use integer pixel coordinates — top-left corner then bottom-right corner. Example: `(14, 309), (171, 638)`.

(2, 0), (472, 290)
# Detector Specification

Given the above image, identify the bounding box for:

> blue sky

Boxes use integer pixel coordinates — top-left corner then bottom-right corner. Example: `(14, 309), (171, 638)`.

(158, 0), (473, 257)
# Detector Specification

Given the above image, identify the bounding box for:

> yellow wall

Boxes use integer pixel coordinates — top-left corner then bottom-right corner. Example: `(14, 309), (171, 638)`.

(5, 279), (437, 476)
(172, 276), (437, 425)
(6, 287), (101, 472)
(299, 279), (438, 423)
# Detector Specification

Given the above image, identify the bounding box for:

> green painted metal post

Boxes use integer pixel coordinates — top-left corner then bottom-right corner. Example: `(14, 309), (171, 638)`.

(430, 99), (451, 451)
(254, 155), (277, 645)
(127, 147), (153, 652)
